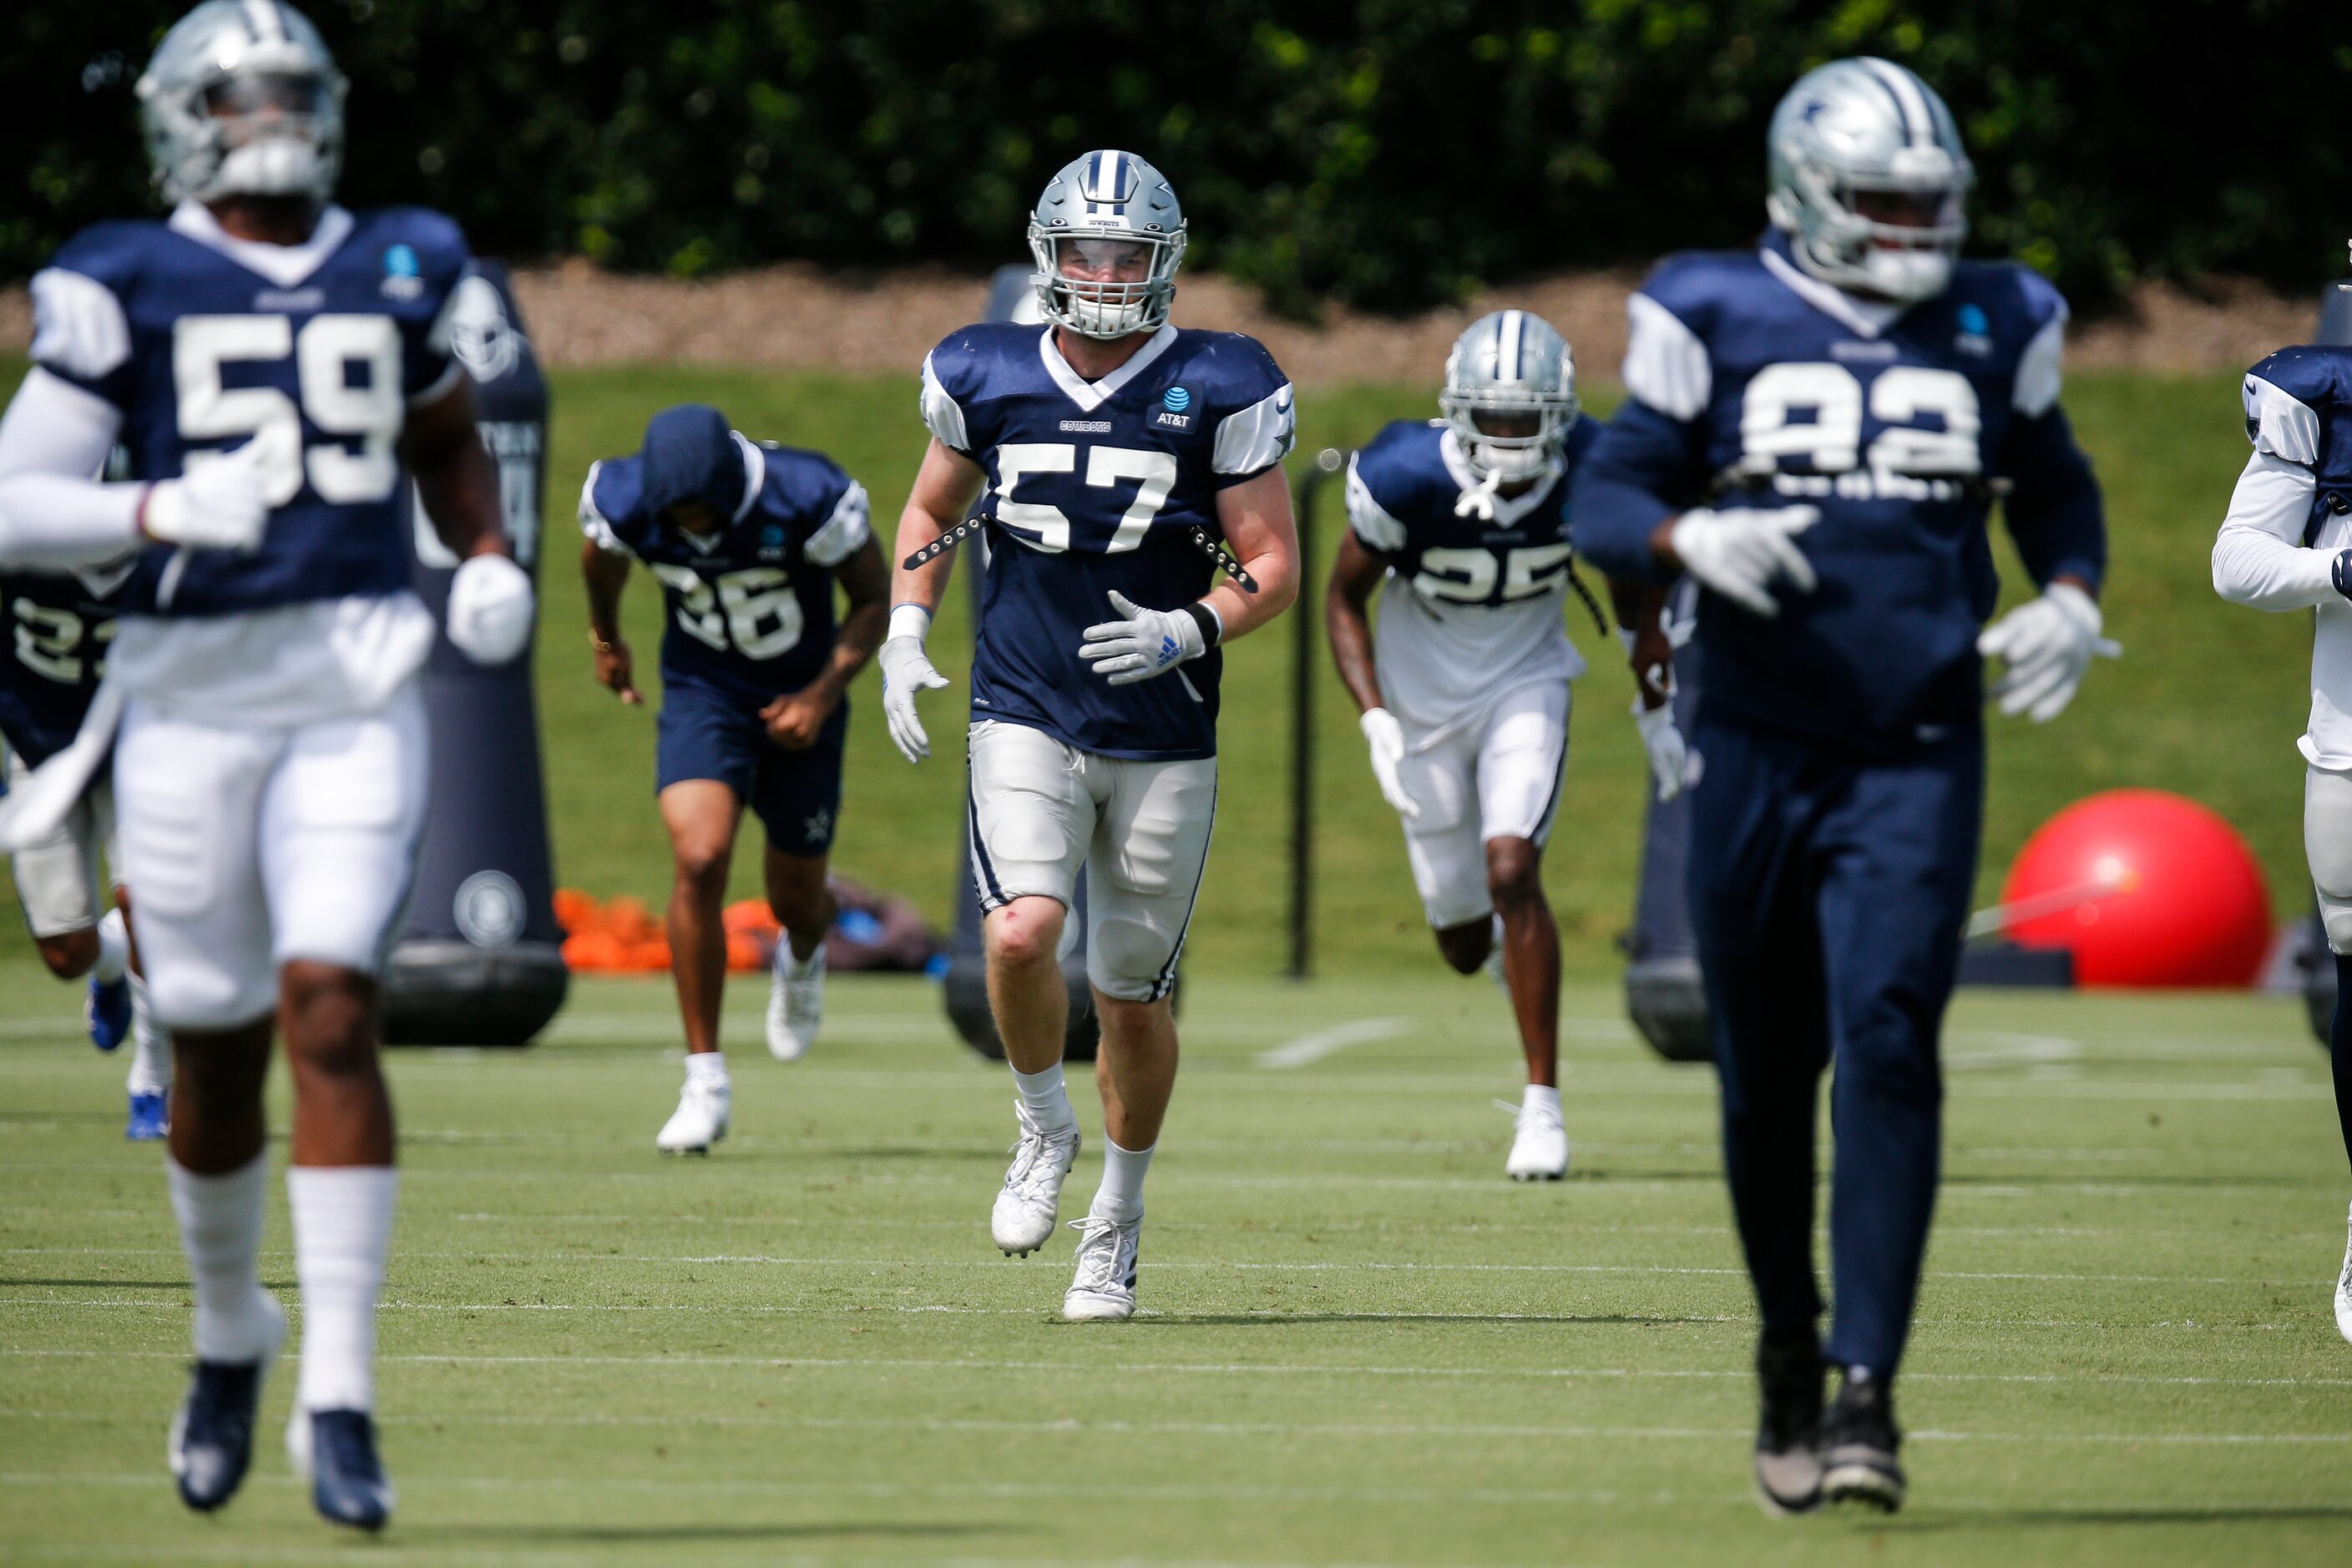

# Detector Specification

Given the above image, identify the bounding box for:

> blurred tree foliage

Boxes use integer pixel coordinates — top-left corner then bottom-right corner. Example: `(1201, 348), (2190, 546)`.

(10, 2), (2347, 313)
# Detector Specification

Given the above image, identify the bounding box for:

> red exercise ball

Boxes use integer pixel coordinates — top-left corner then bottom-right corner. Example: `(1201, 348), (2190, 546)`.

(2000, 789), (2272, 989)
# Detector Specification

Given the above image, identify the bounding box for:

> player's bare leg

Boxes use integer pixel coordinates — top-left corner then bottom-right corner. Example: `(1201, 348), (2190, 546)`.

(277, 962), (398, 1529)
(762, 846), (835, 1061)
(1065, 992), (1176, 1321)
(164, 1015), (281, 1514)
(655, 781), (739, 1151)
(31, 927), (99, 979)
(984, 896), (1080, 1256)
(1490, 836), (1567, 1179)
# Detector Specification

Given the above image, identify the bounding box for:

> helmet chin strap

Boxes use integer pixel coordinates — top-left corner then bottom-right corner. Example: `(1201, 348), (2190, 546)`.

(1454, 465), (1505, 521)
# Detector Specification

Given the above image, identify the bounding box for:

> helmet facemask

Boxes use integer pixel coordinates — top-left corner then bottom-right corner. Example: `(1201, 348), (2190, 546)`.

(1028, 230), (1185, 341)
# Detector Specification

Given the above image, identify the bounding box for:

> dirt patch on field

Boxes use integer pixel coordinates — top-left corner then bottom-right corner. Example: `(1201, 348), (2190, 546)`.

(0, 261), (2327, 381)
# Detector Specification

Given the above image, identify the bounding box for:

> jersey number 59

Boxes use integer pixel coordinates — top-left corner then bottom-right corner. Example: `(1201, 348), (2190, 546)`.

(173, 314), (406, 505)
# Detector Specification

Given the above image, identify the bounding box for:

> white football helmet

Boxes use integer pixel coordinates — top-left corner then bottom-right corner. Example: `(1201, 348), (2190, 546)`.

(136, 0), (347, 206)
(1027, 150), (1186, 340)
(1765, 57), (1973, 302)
(1439, 310), (1580, 485)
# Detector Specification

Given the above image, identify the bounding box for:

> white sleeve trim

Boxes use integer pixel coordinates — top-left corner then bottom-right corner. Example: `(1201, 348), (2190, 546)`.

(577, 461), (630, 556)
(1212, 382), (1297, 476)
(28, 268), (132, 386)
(1343, 454), (1408, 552)
(2243, 373), (2322, 464)
(803, 478), (873, 568)
(2212, 448), (2330, 610)
(1621, 293), (1711, 422)
(919, 352), (971, 452)
(2012, 306), (2068, 417)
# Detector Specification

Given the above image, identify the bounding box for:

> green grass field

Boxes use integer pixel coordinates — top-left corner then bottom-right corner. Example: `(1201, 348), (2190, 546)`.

(2, 963), (2347, 1565)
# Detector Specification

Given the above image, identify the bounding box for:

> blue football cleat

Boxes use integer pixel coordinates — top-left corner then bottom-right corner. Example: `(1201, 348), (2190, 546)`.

(125, 1091), (168, 1141)
(169, 1296), (283, 1513)
(290, 1408), (395, 1531)
(86, 975), (131, 1052)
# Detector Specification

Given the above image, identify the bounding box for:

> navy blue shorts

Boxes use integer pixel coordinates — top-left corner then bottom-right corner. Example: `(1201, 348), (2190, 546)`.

(655, 682), (845, 857)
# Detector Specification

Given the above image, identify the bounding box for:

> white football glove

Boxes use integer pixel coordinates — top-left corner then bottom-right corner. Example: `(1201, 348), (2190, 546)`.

(444, 553), (535, 665)
(1976, 581), (2117, 723)
(1632, 700), (1703, 802)
(1668, 505), (1820, 618)
(878, 634), (949, 763)
(1358, 706), (1419, 821)
(1077, 590), (1209, 686)
(139, 439), (271, 551)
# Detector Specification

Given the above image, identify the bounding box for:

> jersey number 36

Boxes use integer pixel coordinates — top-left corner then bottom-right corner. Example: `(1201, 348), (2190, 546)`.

(174, 314), (406, 505)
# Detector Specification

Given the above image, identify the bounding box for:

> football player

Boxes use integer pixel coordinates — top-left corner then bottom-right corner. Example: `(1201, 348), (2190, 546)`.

(884, 150), (1298, 1320)
(0, 1), (532, 1530)
(2212, 338), (2352, 1348)
(1575, 58), (2109, 1514)
(579, 403), (886, 1152)
(1325, 310), (1690, 1180)
(1, 530), (172, 1139)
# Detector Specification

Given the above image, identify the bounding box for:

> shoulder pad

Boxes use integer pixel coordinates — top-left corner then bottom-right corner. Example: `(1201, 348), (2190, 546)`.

(582, 456), (652, 549)
(2243, 346), (2350, 463)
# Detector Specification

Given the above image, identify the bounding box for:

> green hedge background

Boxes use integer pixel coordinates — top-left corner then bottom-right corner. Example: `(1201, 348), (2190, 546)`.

(11, 3), (2349, 311)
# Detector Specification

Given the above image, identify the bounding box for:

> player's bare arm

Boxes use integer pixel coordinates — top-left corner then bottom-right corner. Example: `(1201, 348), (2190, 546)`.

(878, 438), (984, 762)
(1323, 529), (1392, 717)
(579, 539), (640, 705)
(764, 535), (887, 749)
(403, 377), (506, 561)
(1611, 579), (1673, 707)
(1206, 464), (1301, 637)
(889, 438), (987, 614)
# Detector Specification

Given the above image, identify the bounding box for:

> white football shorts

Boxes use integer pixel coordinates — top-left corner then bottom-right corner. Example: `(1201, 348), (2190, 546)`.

(966, 719), (1216, 1004)
(7, 748), (119, 938)
(2307, 764), (2352, 954)
(1395, 680), (1571, 930)
(112, 680), (430, 1030)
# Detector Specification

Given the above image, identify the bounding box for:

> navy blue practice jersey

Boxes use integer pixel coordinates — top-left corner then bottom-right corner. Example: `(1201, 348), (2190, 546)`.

(581, 434), (871, 706)
(921, 322), (1295, 761)
(1574, 230), (2105, 746)
(28, 202), (469, 618)
(1348, 417), (1601, 599)
(0, 561), (132, 768)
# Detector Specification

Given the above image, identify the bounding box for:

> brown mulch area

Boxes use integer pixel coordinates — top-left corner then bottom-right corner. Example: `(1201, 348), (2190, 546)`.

(0, 260), (2325, 381)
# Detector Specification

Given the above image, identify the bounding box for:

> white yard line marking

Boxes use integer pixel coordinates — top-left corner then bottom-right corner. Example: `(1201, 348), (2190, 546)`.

(10, 1345), (2350, 1388)
(2, 1245), (2325, 1287)
(1257, 1018), (1410, 1070)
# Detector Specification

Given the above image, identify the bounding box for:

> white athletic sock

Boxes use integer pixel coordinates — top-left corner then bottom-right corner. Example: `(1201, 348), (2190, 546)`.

(288, 1166), (397, 1414)
(1011, 1062), (1075, 1131)
(1090, 1137), (1155, 1223)
(685, 1050), (728, 1088)
(167, 1153), (275, 1363)
(1523, 1083), (1562, 1117)
(92, 908), (129, 986)
(124, 976), (169, 1097)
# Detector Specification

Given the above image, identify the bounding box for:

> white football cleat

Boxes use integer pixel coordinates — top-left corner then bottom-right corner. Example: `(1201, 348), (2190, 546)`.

(2335, 1198), (2352, 1347)
(766, 942), (824, 1062)
(1062, 1212), (1141, 1321)
(655, 1078), (730, 1155)
(991, 1102), (1080, 1257)
(1504, 1095), (1570, 1181)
